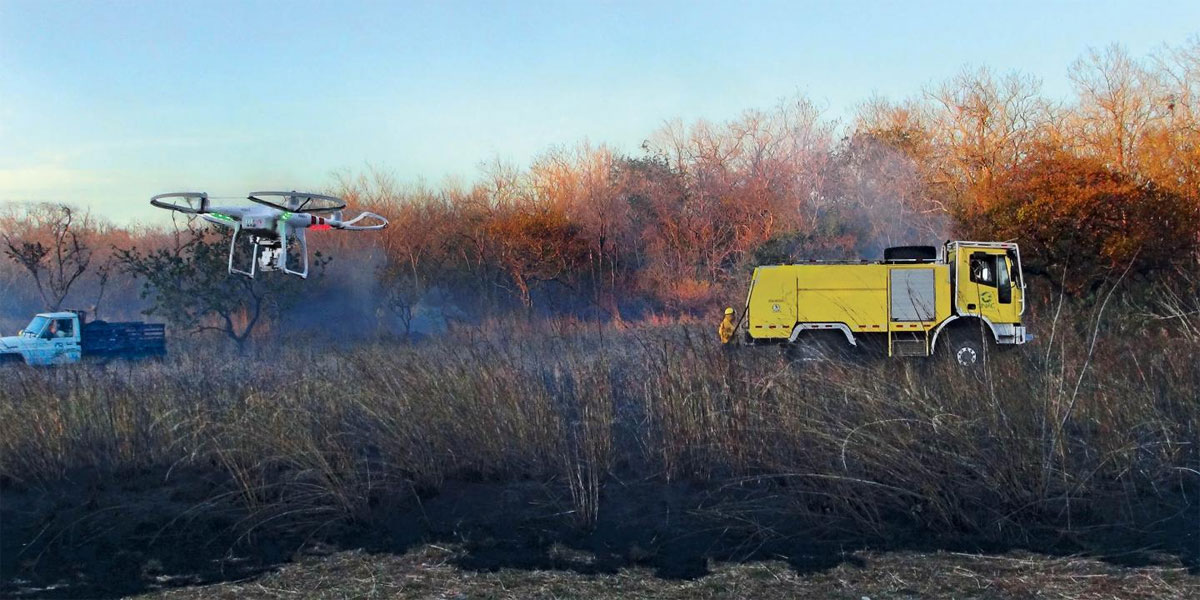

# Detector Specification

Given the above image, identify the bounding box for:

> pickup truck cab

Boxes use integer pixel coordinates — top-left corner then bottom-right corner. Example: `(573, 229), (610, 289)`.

(0, 311), (166, 366)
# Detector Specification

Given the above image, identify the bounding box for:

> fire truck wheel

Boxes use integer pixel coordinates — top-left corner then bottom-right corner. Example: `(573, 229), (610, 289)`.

(944, 331), (987, 368)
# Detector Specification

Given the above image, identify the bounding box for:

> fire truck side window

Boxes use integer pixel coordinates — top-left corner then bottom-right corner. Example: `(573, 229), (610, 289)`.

(1006, 252), (1020, 286)
(996, 258), (1010, 290)
(969, 253), (996, 286)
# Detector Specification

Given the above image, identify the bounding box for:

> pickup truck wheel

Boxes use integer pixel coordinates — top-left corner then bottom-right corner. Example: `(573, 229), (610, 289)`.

(943, 331), (987, 368)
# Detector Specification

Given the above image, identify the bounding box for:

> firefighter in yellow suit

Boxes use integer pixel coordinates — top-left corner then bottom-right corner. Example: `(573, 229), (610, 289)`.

(718, 307), (736, 344)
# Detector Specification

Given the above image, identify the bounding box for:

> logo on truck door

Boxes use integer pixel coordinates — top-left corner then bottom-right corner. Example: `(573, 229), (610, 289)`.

(771, 303), (781, 313)
(980, 291), (995, 307)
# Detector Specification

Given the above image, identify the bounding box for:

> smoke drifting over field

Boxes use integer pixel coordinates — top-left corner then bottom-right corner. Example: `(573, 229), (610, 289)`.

(820, 135), (952, 260)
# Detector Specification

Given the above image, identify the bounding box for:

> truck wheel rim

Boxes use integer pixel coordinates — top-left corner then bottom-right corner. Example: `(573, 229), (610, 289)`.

(955, 346), (978, 366)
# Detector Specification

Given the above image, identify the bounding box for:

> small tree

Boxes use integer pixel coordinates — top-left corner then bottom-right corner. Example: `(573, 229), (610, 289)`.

(378, 197), (454, 339)
(485, 208), (590, 314)
(2, 204), (95, 311)
(117, 227), (324, 352)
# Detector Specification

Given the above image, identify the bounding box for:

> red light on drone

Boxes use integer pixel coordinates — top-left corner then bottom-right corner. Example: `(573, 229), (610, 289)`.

(311, 224), (332, 231)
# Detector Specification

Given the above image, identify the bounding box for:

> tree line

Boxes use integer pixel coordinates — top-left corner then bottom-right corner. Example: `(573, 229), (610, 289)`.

(2, 41), (1197, 345)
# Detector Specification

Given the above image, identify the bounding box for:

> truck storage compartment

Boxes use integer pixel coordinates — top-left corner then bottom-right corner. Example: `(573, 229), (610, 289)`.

(889, 268), (937, 321)
(81, 321), (167, 357)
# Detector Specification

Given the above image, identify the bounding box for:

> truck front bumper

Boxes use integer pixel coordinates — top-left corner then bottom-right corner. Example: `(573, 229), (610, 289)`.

(1016, 325), (1033, 344)
(994, 324), (1031, 345)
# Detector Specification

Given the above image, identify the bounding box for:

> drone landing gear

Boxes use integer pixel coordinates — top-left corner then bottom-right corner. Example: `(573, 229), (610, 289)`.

(227, 225), (310, 279)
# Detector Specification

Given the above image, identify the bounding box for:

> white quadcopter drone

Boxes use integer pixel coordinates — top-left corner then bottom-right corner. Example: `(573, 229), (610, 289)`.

(150, 191), (388, 279)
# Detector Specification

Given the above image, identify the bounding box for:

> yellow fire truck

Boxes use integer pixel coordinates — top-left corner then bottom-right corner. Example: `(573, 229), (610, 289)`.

(741, 241), (1032, 366)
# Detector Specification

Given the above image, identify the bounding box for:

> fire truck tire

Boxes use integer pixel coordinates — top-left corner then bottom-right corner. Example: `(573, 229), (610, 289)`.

(943, 330), (988, 368)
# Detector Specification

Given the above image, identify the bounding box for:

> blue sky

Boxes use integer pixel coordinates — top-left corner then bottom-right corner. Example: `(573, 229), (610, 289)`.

(1, 1), (1197, 225)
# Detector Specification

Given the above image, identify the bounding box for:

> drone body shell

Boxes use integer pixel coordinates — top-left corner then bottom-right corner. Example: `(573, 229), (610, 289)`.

(150, 191), (387, 279)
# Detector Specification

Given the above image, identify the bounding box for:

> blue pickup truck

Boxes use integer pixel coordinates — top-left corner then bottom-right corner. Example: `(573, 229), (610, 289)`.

(0, 311), (166, 365)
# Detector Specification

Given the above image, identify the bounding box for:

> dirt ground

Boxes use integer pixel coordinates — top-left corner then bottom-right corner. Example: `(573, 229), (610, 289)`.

(136, 544), (1198, 600)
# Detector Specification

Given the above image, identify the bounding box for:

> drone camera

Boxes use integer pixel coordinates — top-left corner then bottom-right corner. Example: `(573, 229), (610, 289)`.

(259, 247), (282, 272)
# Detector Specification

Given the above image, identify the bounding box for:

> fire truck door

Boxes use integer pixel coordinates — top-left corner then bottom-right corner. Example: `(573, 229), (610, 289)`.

(959, 250), (1020, 325)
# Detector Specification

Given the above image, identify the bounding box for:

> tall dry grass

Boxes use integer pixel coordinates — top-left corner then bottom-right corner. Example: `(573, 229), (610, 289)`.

(0, 309), (1196, 545)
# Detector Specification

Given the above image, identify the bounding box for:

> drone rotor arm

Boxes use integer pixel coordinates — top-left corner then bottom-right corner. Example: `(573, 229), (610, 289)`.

(329, 211), (389, 231)
(200, 213), (238, 229)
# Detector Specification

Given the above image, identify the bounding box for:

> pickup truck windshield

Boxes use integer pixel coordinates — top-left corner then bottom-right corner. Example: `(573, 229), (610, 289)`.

(24, 316), (48, 338)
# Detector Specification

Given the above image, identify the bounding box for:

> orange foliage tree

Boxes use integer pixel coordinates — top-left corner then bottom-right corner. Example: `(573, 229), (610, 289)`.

(484, 207), (591, 313)
(960, 149), (1200, 294)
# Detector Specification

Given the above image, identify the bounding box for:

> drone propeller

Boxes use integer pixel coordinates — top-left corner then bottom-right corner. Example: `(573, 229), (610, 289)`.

(150, 192), (209, 214)
(247, 191), (346, 214)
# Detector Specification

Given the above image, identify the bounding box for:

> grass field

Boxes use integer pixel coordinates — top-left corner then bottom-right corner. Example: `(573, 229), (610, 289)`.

(1, 315), (1197, 598)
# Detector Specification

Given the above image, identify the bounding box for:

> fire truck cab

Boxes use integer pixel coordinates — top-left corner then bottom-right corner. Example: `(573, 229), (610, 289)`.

(742, 241), (1032, 366)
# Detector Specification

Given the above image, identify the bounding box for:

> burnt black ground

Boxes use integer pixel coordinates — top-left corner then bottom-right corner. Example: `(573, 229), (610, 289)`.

(2, 467), (1197, 599)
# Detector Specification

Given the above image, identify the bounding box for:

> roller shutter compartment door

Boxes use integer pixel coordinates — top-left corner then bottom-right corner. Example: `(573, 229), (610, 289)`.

(890, 269), (936, 322)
